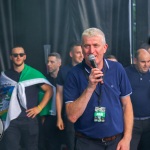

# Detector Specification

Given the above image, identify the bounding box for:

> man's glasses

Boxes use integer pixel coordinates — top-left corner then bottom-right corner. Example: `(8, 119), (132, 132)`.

(11, 53), (25, 58)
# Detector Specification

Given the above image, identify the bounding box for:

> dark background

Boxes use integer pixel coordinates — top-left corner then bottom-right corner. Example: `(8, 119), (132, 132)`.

(0, 0), (150, 73)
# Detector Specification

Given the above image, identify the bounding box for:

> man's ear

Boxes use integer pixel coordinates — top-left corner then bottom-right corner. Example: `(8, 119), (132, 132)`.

(134, 58), (137, 64)
(69, 51), (73, 58)
(10, 55), (12, 60)
(58, 61), (61, 67)
(103, 44), (108, 54)
(24, 55), (26, 61)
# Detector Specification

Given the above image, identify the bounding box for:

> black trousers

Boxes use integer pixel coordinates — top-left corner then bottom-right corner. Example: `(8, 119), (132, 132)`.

(74, 134), (122, 150)
(41, 115), (75, 150)
(63, 115), (75, 150)
(41, 115), (64, 150)
(1, 117), (39, 150)
(130, 119), (150, 150)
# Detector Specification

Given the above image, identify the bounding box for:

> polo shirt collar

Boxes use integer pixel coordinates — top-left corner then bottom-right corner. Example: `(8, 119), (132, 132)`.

(82, 58), (109, 73)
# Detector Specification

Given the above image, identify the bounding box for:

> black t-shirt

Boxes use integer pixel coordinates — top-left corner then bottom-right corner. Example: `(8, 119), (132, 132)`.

(46, 74), (56, 87)
(5, 68), (41, 117)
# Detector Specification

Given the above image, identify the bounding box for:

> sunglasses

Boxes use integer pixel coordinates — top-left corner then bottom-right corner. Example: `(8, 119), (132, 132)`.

(11, 53), (25, 57)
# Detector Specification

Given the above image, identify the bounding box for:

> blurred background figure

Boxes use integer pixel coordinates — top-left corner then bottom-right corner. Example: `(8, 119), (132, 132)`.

(105, 54), (118, 62)
(125, 49), (150, 150)
(40, 52), (63, 150)
(56, 41), (83, 150)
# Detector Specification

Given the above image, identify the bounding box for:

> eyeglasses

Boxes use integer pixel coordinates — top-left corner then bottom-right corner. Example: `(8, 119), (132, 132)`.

(11, 53), (25, 57)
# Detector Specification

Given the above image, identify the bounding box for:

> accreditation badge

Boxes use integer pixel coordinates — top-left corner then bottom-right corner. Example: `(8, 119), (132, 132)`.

(94, 107), (106, 122)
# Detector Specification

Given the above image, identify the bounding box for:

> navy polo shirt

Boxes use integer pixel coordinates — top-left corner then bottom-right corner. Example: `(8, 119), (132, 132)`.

(56, 64), (73, 86)
(125, 65), (150, 118)
(64, 59), (132, 138)
(56, 64), (73, 115)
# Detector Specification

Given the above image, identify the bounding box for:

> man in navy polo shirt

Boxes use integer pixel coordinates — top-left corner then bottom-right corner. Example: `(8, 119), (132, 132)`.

(64, 28), (133, 150)
(125, 49), (150, 150)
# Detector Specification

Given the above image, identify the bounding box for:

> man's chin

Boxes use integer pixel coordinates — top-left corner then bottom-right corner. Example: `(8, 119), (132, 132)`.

(78, 60), (83, 63)
(14, 63), (24, 67)
(142, 69), (149, 73)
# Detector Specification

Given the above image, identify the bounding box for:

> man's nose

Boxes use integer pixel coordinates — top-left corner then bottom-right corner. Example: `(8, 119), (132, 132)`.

(89, 46), (95, 53)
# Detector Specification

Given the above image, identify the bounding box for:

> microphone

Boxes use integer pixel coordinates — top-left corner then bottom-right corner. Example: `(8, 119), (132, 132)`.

(88, 54), (103, 83)
(88, 54), (97, 68)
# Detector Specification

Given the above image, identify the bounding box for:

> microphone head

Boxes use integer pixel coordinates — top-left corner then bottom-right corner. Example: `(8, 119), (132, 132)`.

(88, 54), (97, 68)
(88, 54), (95, 61)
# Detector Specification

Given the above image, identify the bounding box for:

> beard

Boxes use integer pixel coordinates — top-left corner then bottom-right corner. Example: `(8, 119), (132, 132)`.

(13, 61), (24, 67)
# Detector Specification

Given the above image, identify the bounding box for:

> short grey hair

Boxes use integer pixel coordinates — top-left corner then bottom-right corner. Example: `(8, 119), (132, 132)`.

(81, 28), (106, 44)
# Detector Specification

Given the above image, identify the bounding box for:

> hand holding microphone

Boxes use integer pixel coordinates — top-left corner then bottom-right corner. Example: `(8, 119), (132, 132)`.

(88, 54), (104, 84)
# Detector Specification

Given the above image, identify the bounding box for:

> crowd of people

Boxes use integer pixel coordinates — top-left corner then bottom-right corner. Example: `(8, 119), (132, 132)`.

(0, 27), (150, 150)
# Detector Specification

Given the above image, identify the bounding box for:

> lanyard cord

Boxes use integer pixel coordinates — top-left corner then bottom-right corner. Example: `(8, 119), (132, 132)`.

(81, 60), (108, 106)
(82, 65), (102, 106)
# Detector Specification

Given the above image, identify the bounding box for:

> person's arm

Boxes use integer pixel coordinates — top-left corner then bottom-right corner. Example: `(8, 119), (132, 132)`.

(116, 95), (133, 150)
(65, 68), (103, 123)
(56, 85), (64, 130)
(26, 84), (53, 118)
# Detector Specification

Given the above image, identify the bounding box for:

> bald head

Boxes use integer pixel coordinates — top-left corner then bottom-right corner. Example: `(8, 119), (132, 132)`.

(135, 49), (150, 59)
(134, 49), (150, 73)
